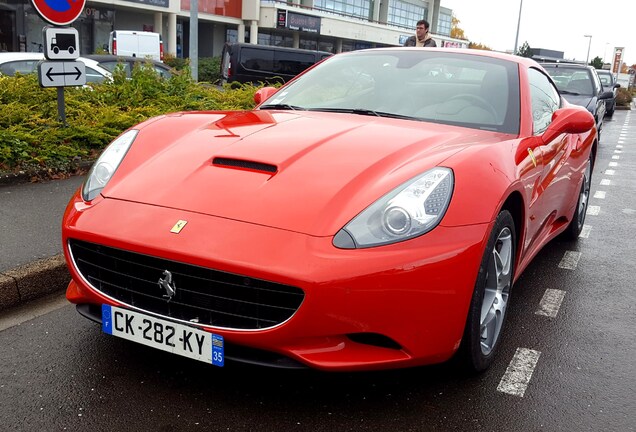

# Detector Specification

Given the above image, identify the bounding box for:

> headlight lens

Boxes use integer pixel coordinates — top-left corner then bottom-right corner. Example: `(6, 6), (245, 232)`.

(333, 168), (454, 249)
(82, 129), (138, 201)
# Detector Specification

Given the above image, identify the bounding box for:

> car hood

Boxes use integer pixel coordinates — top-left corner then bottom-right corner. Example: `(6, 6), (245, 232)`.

(104, 110), (508, 236)
(563, 94), (595, 112)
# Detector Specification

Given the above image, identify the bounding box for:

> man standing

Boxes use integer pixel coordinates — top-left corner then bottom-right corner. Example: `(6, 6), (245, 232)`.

(404, 19), (437, 47)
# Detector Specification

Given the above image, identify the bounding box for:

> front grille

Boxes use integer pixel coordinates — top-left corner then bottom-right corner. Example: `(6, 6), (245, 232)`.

(69, 239), (304, 330)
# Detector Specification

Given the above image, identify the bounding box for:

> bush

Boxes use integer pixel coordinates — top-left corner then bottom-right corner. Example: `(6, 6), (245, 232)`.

(616, 87), (632, 106)
(163, 55), (221, 84)
(0, 69), (262, 177)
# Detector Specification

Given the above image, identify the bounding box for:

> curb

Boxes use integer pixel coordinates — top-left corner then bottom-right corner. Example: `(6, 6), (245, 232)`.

(0, 255), (69, 311)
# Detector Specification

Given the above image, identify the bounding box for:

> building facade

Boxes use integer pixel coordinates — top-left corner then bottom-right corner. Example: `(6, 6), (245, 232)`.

(0, 0), (467, 58)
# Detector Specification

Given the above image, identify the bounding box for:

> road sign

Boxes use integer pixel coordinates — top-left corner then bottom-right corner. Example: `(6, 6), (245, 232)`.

(31, 0), (86, 26)
(43, 26), (79, 60)
(37, 60), (86, 87)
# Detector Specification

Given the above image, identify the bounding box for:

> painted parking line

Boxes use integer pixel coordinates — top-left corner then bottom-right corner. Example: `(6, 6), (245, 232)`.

(579, 224), (592, 239)
(605, 170), (615, 176)
(536, 289), (566, 318)
(616, 145), (623, 149)
(586, 205), (600, 216)
(612, 155), (620, 160)
(609, 162), (618, 167)
(497, 348), (541, 397)
(558, 251), (582, 270)
(600, 179), (612, 186)
(594, 191), (606, 199)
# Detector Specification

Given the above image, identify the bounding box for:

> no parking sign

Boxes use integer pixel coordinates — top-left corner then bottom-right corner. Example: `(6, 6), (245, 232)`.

(31, 0), (86, 26)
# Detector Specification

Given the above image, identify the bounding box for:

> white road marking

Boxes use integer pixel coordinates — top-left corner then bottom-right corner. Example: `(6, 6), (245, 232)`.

(594, 191), (606, 199)
(616, 145), (623, 149)
(623, 209), (636, 215)
(497, 348), (541, 397)
(536, 289), (566, 318)
(559, 251), (582, 270)
(614, 150), (622, 154)
(609, 162), (618, 167)
(600, 179), (612, 186)
(587, 205), (600, 216)
(612, 155), (620, 160)
(579, 224), (592, 238)
(605, 170), (615, 175)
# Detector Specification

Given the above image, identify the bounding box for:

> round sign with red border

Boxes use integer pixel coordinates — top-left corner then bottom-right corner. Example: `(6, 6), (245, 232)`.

(31, 0), (86, 26)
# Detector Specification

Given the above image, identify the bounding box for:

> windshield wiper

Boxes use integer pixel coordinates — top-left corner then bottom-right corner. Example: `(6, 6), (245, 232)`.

(308, 107), (416, 120)
(259, 104), (305, 111)
(560, 90), (580, 95)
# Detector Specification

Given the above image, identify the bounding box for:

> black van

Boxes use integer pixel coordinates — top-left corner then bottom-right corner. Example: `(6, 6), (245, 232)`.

(220, 43), (332, 84)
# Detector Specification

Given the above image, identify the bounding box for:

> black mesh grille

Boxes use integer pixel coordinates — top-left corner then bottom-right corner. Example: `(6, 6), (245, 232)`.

(69, 239), (304, 330)
(212, 157), (277, 173)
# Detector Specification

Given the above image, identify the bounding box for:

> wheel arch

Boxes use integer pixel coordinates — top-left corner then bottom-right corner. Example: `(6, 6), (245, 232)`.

(500, 190), (525, 270)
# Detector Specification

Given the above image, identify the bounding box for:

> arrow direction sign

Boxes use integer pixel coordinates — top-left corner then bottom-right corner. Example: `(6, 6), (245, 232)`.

(37, 60), (86, 87)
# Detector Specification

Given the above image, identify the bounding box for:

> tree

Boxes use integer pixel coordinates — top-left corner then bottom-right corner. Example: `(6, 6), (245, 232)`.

(469, 42), (492, 51)
(590, 56), (603, 69)
(450, 15), (467, 40)
(516, 41), (533, 58)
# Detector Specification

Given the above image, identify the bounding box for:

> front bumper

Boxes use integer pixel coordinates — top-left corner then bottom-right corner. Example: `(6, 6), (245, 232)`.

(63, 193), (489, 371)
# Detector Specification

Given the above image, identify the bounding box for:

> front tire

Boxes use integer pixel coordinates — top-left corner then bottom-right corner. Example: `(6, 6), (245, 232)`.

(563, 155), (592, 240)
(459, 210), (516, 372)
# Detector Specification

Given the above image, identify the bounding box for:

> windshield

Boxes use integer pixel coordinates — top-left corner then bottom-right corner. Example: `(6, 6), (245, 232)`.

(544, 67), (594, 96)
(259, 50), (520, 134)
(597, 71), (613, 87)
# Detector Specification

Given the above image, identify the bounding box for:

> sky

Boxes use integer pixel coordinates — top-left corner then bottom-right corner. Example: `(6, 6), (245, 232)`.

(441, 0), (635, 66)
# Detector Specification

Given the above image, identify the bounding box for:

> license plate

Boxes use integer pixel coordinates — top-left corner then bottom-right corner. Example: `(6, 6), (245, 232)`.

(102, 305), (224, 367)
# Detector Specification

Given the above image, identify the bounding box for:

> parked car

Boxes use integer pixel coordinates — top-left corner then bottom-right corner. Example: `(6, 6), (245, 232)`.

(108, 30), (163, 62)
(541, 62), (612, 138)
(83, 54), (173, 79)
(64, 48), (596, 372)
(596, 69), (620, 117)
(220, 42), (332, 84)
(0, 52), (112, 83)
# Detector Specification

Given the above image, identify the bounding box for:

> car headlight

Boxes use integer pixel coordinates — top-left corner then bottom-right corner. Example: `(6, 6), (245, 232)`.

(333, 168), (454, 249)
(82, 129), (138, 201)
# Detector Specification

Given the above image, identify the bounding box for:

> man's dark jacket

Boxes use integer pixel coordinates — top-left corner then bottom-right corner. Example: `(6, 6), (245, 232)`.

(403, 36), (437, 47)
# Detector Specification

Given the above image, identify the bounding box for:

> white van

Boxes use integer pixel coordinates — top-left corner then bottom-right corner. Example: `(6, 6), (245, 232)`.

(109, 31), (163, 62)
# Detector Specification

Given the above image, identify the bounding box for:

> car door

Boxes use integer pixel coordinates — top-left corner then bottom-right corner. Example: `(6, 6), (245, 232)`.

(523, 68), (564, 253)
(591, 69), (606, 122)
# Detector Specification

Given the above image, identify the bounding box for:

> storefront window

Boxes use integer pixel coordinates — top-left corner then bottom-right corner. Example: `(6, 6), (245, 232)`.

(314, 0), (371, 20)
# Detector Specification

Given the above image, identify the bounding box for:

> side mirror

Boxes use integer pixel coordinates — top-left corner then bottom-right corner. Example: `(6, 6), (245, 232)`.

(614, 83), (621, 89)
(599, 91), (614, 100)
(542, 107), (594, 144)
(254, 86), (278, 105)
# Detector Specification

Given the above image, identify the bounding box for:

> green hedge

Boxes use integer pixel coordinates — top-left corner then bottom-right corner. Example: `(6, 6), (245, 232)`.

(0, 65), (262, 176)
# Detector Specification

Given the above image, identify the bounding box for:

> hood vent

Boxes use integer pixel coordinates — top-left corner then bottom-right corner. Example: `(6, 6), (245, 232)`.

(213, 157), (277, 173)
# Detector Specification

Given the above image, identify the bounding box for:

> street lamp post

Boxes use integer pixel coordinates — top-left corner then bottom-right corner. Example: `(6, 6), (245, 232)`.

(514, 0), (523, 54)
(584, 34), (592, 65)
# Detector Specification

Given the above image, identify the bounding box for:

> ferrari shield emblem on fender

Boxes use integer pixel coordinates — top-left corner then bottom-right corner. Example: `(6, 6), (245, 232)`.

(170, 220), (188, 234)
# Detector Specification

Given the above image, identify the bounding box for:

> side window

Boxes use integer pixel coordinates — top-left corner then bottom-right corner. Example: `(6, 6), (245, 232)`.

(528, 68), (560, 135)
(240, 48), (274, 73)
(0, 60), (38, 76)
(591, 71), (602, 95)
(85, 67), (106, 83)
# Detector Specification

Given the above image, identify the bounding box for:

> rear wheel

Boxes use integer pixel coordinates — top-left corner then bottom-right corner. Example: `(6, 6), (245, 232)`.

(563, 155), (592, 240)
(459, 210), (516, 372)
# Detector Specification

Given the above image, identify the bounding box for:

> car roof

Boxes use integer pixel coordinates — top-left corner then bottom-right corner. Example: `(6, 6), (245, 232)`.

(0, 52), (112, 79)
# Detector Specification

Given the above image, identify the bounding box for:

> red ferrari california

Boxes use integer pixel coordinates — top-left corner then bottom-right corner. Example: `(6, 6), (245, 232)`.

(63, 48), (596, 372)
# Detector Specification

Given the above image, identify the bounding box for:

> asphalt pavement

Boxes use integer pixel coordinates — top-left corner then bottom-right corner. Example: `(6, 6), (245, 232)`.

(0, 175), (84, 310)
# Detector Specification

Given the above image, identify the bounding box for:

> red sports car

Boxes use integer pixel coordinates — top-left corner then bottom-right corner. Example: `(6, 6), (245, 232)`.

(63, 48), (596, 372)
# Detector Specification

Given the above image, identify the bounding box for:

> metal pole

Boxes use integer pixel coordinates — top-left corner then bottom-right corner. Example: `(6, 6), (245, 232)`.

(57, 87), (66, 125)
(190, 0), (198, 81)
(514, 0), (523, 54)
(584, 35), (592, 65)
